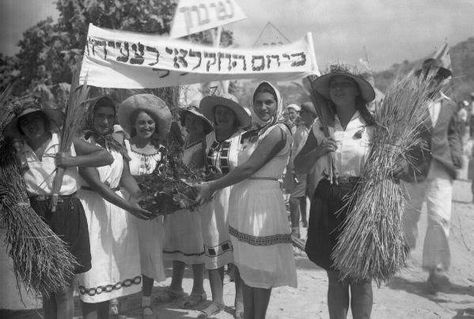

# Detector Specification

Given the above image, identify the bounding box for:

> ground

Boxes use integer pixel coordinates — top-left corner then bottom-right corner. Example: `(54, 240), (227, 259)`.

(4, 162), (474, 319)
(100, 176), (474, 319)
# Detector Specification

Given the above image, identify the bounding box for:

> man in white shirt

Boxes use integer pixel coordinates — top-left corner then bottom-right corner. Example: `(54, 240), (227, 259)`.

(402, 58), (463, 294)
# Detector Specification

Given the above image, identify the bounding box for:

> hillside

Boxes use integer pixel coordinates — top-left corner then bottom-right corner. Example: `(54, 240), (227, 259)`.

(374, 37), (474, 101)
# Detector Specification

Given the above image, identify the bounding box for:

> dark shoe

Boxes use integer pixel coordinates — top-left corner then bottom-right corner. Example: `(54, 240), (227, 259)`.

(427, 268), (450, 293)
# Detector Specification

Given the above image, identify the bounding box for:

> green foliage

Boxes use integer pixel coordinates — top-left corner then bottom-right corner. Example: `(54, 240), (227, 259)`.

(2, 0), (233, 110)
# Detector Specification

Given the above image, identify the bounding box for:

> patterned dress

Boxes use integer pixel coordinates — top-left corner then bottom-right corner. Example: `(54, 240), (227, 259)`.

(77, 147), (141, 303)
(200, 131), (242, 270)
(228, 123), (297, 289)
(125, 139), (166, 282)
(163, 141), (205, 265)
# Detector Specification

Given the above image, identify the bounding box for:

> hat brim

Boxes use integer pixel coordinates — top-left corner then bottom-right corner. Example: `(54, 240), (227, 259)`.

(179, 108), (214, 135)
(312, 72), (376, 103)
(5, 108), (64, 137)
(118, 95), (172, 141)
(200, 96), (251, 129)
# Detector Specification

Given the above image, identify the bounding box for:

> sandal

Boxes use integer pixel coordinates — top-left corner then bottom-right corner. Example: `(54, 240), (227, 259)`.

(182, 291), (207, 309)
(198, 302), (224, 318)
(155, 287), (187, 303)
(142, 305), (155, 319)
(234, 302), (244, 319)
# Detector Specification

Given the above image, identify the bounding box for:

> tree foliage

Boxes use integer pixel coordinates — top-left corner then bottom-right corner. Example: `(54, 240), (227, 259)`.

(2, 0), (233, 109)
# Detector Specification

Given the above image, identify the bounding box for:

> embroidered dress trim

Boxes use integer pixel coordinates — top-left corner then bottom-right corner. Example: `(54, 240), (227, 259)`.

(204, 240), (233, 257)
(78, 275), (142, 296)
(207, 140), (231, 175)
(163, 249), (205, 257)
(229, 226), (292, 246)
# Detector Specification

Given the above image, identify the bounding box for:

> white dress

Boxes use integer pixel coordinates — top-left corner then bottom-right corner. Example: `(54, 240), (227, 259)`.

(77, 148), (141, 303)
(125, 140), (166, 282)
(163, 141), (205, 265)
(200, 131), (241, 270)
(228, 123), (297, 289)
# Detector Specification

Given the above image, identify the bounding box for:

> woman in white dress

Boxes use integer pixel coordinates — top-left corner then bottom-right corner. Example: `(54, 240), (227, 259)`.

(77, 96), (153, 319)
(161, 105), (213, 309)
(117, 94), (172, 319)
(198, 94), (251, 318)
(196, 82), (297, 319)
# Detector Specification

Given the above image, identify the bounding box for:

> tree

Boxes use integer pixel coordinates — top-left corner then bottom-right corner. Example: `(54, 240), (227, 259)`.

(2, 0), (233, 108)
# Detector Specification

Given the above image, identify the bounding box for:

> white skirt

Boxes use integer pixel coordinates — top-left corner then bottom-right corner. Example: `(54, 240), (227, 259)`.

(228, 179), (297, 289)
(200, 187), (234, 270)
(133, 216), (166, 281)
(77, 189), (141, 303)
(163, 208), (205, 265)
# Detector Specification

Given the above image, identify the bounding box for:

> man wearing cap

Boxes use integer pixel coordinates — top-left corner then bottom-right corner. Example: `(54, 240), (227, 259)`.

(288, 102), (318, 236)
(402, 58), (463, 293)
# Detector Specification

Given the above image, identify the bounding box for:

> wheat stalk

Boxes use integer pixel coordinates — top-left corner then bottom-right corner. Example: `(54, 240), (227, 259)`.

(332, 71), (438, 283)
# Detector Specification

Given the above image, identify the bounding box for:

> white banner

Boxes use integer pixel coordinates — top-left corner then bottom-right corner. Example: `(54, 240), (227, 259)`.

(79, 24), (319, 89)
(170, 0), (247, 39)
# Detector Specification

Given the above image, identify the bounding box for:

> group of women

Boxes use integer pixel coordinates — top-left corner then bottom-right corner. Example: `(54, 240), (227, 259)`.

(5, 66), (382, 319)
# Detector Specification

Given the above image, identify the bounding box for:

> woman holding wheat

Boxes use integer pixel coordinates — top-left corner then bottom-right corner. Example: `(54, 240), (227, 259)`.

(294, 67), (377, 319)
(6, 97), (114, 319)
(76, 96), (153, 319)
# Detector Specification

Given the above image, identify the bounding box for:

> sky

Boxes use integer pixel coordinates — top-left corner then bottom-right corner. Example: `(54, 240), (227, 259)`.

(1, 0), (474, 71)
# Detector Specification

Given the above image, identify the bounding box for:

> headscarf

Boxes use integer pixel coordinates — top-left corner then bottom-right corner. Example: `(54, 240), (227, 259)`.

(248, 81), (284, 138)
(83, 96), (128, 158)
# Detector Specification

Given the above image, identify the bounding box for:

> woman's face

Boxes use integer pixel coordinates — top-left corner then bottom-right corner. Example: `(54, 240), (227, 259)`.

(214, 105), (237, 131)
(18, 112), (47, 140)
(134, 111), (156, 139)
(93, 105), (115, 135)
(287, 108), (299, 122)
(184, 113), (205, 137)
(253, 92), (277, 122)
(328, 75), (360, 106)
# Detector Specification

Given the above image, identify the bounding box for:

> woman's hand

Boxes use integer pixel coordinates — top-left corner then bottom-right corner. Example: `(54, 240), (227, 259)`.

(318, 138), (338, 155)
(128, 203), (154, 220)
(55, 152), (75, 168)
(195, 182), (214, 205)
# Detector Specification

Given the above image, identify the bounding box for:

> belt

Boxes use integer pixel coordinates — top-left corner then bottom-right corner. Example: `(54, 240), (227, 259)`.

(248, 177), (279, 181)
(336, 176), (360, 185)
(29, 192), (77, 202)
(81, 186), (121, 192)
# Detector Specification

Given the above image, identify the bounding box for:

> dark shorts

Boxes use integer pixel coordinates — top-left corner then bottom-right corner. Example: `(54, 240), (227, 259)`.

(305, 178), (358, 271)
(29, 196), (91, 274)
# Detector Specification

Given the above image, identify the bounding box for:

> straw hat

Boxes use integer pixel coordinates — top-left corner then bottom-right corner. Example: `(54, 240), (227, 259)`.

(5, 97), (64, 137)
(414, 58), (452, 80)
(312, 68), (376, 103)
(200, 93), (251, 129)
(118, 94), (172, 141)
(179, 105), (214, 135)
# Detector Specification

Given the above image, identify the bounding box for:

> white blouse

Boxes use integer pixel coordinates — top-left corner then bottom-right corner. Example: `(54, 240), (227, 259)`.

(22, 132), (79, 196)
(125, 139), (165, 176)
(312, 111), (373, 182)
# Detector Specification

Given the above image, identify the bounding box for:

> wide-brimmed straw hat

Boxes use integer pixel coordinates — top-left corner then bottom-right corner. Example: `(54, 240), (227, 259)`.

(118, 94), (172, 141)
(312, 68), (376, 103)
(5, 97), (64, 137)
(414, 58), (452, 80)
(200, 93), (251, 129)
(179, 105), (214, 135)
